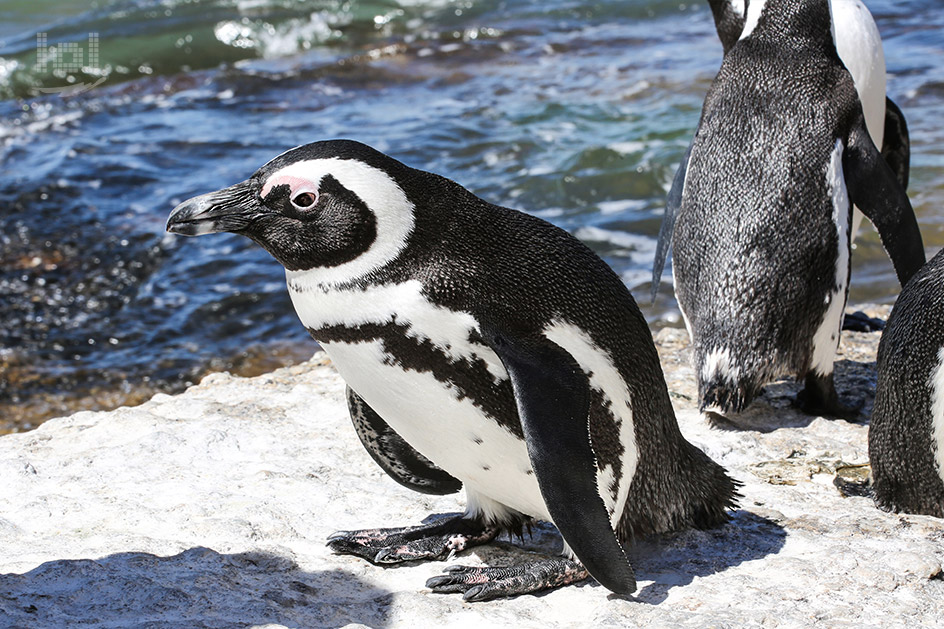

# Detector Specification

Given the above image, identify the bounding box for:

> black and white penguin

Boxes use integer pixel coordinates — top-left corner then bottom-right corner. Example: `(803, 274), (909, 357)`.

(705, 0), (911, 204)
(166, 139), (738, 600)
(652, 0), (925, 418)
(704, 0), (910, 334)
(870, 249), (944, 517)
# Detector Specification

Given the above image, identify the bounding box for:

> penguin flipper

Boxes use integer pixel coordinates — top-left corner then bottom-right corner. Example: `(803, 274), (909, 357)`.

(482, 325), (636, 595)
(651, 141), (693, 304)
(347, 386), (462, 496)
(882, 97), (910, 191)
(843, 118), (926, 286)
(707, 0), (746, 54)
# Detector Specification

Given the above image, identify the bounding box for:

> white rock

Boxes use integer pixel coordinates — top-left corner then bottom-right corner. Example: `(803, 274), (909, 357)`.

(0, 314), (943, 627)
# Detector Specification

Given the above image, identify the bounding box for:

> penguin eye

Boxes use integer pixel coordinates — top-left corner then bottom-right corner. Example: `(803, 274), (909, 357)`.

(291, 191), (318, 210)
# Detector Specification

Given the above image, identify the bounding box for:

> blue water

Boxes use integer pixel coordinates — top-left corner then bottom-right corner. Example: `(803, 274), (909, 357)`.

(0, 0), (942, 429)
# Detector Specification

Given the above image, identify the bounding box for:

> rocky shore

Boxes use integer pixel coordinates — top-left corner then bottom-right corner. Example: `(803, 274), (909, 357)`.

(0, 305), (942, 627)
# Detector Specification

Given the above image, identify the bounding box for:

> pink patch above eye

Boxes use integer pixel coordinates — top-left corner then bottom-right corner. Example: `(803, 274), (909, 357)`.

(261, 175), (316, 199)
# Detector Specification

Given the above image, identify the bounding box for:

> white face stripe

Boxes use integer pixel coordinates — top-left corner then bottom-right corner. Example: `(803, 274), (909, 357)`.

(261, 174), (318, 200)
(729, 0), (746, 18)
(811, 139), (850, 376)
(738, 0), (766, 39)
(928, 347), (944, 484)
(287, 278), (508, 382)
(543, 321), (638, 528)
(268, 158), (416, 287)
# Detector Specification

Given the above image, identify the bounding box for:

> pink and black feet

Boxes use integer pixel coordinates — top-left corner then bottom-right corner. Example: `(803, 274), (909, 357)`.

(327, 513), (593, 601)
(327, 515), (500, 565)
(426, 558), (589, 602)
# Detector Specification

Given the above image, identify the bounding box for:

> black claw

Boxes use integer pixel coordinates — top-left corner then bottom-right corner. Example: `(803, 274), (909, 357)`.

(424, 575), (455, 589)
(326, 539), (382, 563)
(428, 580), (473, 595)
(443, 565), (474, 574)
(325, 539), (356, 553)
(463, 585), (490, 602)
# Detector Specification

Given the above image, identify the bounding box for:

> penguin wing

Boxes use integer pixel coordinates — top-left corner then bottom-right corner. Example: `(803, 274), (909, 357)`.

(480, 324), (636, 595)
(882, 97), (910, 191)
(346, 386), (462, 495)
(843, 117), (926, 286)
(708, 0), (746, 54)
(651, 141), (694, 304)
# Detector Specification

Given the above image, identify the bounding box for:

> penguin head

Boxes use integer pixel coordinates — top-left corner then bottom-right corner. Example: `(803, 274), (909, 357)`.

(166, 140), (416, 278)
(739, 0), (834, 46)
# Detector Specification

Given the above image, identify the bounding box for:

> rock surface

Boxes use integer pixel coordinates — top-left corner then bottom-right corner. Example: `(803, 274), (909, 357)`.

(1, 306), (943, 627)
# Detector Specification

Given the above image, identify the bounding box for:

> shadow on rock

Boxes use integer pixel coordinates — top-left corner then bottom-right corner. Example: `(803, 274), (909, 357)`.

(0, 547), (393, 628)
(705, 359), (877, 433)
(632, 510), (787, 604)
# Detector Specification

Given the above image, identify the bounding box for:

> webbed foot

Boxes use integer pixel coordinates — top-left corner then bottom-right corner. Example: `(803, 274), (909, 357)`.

(426, 558), (590, 601)
(327, 515), (499, 564)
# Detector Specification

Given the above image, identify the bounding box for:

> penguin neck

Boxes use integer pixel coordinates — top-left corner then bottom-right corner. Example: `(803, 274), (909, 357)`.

(740, 0), (835, 50)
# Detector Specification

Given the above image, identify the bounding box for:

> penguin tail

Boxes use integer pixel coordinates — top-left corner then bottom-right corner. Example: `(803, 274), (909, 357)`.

(684, 445), (742, 530)
(699, 378), (758, 414)
(618, 441), (741, 540)
(696, 347), (763, 415)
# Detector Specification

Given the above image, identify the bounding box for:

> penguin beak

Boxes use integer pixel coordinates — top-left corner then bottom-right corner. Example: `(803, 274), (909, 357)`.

(166, 180), (259, 236)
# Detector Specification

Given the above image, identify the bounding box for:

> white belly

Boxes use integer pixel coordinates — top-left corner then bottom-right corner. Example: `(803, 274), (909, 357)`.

(322, 339), (551, 521)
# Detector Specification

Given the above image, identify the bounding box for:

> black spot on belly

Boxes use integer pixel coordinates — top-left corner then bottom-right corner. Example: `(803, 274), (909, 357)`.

(472, 436), (484, 445)
(310, 321), (523, 438)
(482, 465), (491, 471)
(589, 387), (624, 499)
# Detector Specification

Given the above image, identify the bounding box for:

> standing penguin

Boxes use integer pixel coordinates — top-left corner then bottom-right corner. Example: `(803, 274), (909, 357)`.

(166, 140), (738, 600)
(652, 0), (925, 418)
(871, 249), (944, 517)
(705, 0), (911, 195)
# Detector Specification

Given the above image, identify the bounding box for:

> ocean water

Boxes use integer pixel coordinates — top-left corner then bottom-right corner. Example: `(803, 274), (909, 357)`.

(0, 0), (942, 431)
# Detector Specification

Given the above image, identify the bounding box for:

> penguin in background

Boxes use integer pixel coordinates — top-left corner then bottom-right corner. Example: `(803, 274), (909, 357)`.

(871, 249), (944, 518)
(705, 0), (911, 197)
(166, 139), (739, 601)
(651, 0), (925, 419)
(703, 0), (912, 334)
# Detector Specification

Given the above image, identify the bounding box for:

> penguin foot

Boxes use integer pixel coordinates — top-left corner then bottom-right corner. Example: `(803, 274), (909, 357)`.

(795, 372), (861, 420)
(841, 310), (886, 332)
(426, 558), (589, 602)
(326, 515), (499, 565)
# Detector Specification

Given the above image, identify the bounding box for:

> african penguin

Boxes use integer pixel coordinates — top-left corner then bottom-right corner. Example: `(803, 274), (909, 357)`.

(871, 249), (944, 517)
(652, 0), (925, 419)
(706, 0), (912, 224)
(705, 0), (912, 320)
(166, 139), (738, 601)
